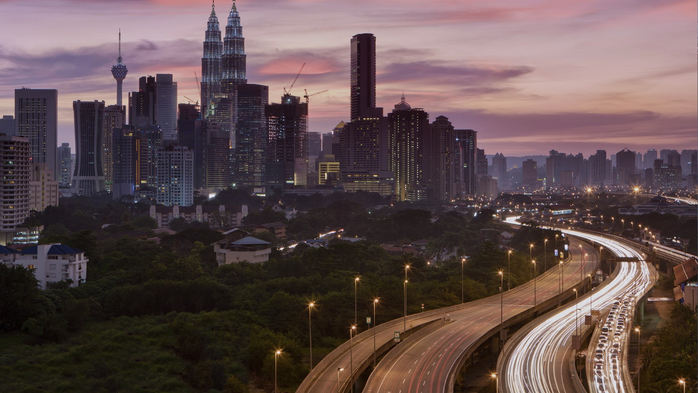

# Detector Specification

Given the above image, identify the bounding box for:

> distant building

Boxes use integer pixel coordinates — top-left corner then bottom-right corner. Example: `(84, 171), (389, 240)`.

(491, 153), (507, 191)
(424, 115), (456, 202)
(129, 76), (156, 127)
(110, 30), (128, 107)
(10, 244), (87, 289)
(643, 149), (657, 169)
(522, 159), (538, 190)
(589, 150), (607, 186)
(453, 129), (477, 198)
(103, 104), (125, 192)
(204, 121), (231, 191)
(57, 143), (72, 187)
(214, 231), (271, 265)
(72, 100), (106, 195)
(149, 204), (248, 229)
(201, 2), (222, 118)
(318, 160), (340, 187)
(234, 83), (268, 188)
(266, 94), (308, 191)
(29, 164), (59, 211)
(387, 95), (428, 201)
(253, 222), (287, 239)
(156, 145), (194, 207)
(177, 103), (205, 189)
(616, 148), (636, 187)
(15, 88), (58, 180)
(477, 176), (498, 199)
(0, 115), (14, 135)
(0, 134), (30, 245)
(112, 127), (137, 200)
(155, 74), (178, 141)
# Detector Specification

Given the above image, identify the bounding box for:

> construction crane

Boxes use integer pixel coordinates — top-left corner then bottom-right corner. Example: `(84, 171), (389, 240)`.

(183, 96), (199, 105)
(284, 62), (306, 95)
(304, 89), (328, 104)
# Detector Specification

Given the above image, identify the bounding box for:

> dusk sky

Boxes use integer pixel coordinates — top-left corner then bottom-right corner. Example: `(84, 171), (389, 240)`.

(0, 0), (695, 157)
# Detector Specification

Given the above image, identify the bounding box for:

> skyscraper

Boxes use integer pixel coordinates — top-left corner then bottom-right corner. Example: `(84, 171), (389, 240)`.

(15, 88), (58, 179)
(424, 115), (456, 202)
(522, 159), (537, 190)
(266, 94), (308, 191)
(156, 146), (194, 207)
(234, 84), (268, 188)
(350, 33), (381, 120)
(103, 105), (125, 192)
(387, 95), (428, 201)
(0, 134), (30, 245)
(616, 148), (636, 186)
(29, 164), (58, 212)
(129, 76), (156, 127)
(155, 74), (178, 141)
(110, 30), (128, 107)
(57, 143), (72, 187)
(589, 150), (607, 186)
(204, 122), (231, 191)
(221, 1), (246, 96)
(0, 116), (14, 136)
(112, 127), (137, 200)
(201, 3), (222, 117)
(72, 101), (106, 195)
(643, 149), (657, 169)
(454, 129), (477, 197)
(491, 153), (507, 191)
(178, 103), (205, 189)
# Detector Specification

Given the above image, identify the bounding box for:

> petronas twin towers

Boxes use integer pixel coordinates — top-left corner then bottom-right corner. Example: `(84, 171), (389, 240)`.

(201, 0), (246, 118)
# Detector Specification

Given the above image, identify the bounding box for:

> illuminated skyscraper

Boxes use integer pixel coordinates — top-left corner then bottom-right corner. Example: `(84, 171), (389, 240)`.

(387, 95), (428, 201)
(201, 2), (222, 117)
(103, 105), (125, 192)
(222, 0), (246, 96)
(0, 134), (30, 245)
(15, 88), (58, 180)
(155, 74), (177, 141)
(110, 30), (128, 107)
(234, 84), (268, 188)
(72, 100), (106, 196)
(266, 94), (308, 191)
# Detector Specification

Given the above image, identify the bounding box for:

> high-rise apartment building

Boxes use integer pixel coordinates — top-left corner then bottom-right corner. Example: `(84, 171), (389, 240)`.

(136, 126), (163, 189)
(266, 94), (308, 191)
(234, 84), (268, 188)
(454, 129), (477, 197)
(177, 104), (205, 189)
(156, 145), (194, 206)
(350, 33), (382, 120)
(0, 134), (30, 245)
(57, 143), (72, 187)
(103, 105), (125, 193)
(129, 76), (156, 127)
(476, 148), (488, 178)
(112, 127), (137, 200)
(545, 150), (584, 189)
(110, 30), (128, 107)
(29, 164), (59, 211)
(155, 74), (177, 141)
(522, 159), (538, 190)
(643, 149), (657, 169)
(589, 150), (607, 186)
(204, 122), (231, 191)
(491, 153), (507, 191)
(201, 3), (222, 117)
(387, 95), (428, 201)
(424, 116), (456, 202)
(0, 116), (14, 136)
(15, 89), (58, 180)
(72, 101), (106, 195)
(615, 148), (636, 186)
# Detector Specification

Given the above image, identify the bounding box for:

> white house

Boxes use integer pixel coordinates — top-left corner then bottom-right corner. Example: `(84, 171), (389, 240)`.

(214, 235), (271, 265)
(12, 244), (88, 289)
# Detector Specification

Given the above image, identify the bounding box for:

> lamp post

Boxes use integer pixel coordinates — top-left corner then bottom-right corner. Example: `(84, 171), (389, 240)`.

(403, 279), (408, 332)
(491, 373), (498, 393)
(337, 367), (344, 393)
(498, 270), (504, 343)
(308, 302), (315, 371)
(635, 327), (641, 393)
(350, 325), (356, 393)
(679, 378), (685, 393)
(532, 260), (537, 306)
(461, 257), (466, 303)
(507, 250), (512, 290)
(544, 239), (548, 271)
(274, 350), (282, 393)
(621, 219), (625, 233)
(578, 245), (584, 283)
(354, 277), (360, 326)
(529, 243), (534, 262)
(573, 289), (578, 336)
(373, 298), (379, 368)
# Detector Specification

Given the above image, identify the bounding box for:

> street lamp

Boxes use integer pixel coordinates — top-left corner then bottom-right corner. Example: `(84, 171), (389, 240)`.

(337, 367), (344, 393)
(491, 373), (498, 393)
(559, 259), (564, 295)
(274, 349), (282, 393)
(507, 251), (512, 290)
(532, 260), (537, 306)
(498, 270), (504, 343)
(403, 279), (408, 332)
(573, 289), (578, 336)
(461, 257), (466, 303)
(679, 378), (685, 393)
(308, 302), (315, 371)
(350, 325), (356, 393)
(529, 243), (534, 261)
(354, 277), (360, 326)
(373, 298), (379, 368)
(635, 327), (641, 393)
(544, 239), (548, 271)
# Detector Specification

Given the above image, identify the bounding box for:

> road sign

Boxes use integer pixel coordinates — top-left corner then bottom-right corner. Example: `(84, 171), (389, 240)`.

(394, 331), (400, 342)
(366, 317), (371, 324)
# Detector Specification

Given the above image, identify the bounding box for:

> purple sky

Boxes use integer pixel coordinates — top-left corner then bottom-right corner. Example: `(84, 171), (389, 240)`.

(0, 0), (695, 156)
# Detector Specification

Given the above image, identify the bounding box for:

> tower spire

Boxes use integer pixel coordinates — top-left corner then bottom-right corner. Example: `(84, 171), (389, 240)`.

(117, 29), (122, 64)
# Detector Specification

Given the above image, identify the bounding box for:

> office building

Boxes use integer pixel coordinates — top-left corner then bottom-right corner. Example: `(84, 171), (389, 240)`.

(72, 101), (106, 196)
(318, 160), (340, 187)
(129, 76), (156, 127)
(478, 176), (498, 199)
(308, 132), (322, 159)
(155, 74), (177, 141)
(453, 129), (477, 198)
(112, 127), (137, 200)
(29, 163), (59, 211)
(0, 116), (14, 135)
(103, 105), (125, 192)
(15, 88), (58, 179)
(201, 3), (222, 117)
(110, 30), (128, 107)
(156, 145), (194, 206)
(0, 134), (30, 245)
(350, 33), (382, 120)
(681, 149), (696, 176)
(616, 148), (636, 186)
(136, 126), (163, 189)
(204, 121), (231, 191)
(234, 84), (268, 188)
(491, 153), (507, 191)
(643, 149), (657, 169)
(177, 103), (205, 189)
(266, 94), (308, 191)
(57, 143), (72, 187)
(589, 150), (607, 186)
(387, 95), (428, 201)
(476, 148), (488, 177)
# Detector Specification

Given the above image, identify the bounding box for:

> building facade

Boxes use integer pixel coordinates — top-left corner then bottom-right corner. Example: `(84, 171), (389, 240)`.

(234, 84), (268, 188)
(57, 143), (72, 187)
(266, 94), (308, 191)
(15, 88), (58, 180)
(29, 163), (59, 211)
(387, 95), (428, 201)
(155, 74), (178, 141)
(0, 134), (30, 245)
(103, 105), (125, 192)
(156, 145), (194, 207)
(72, 101), (106, 195)
(11, 244), (88, 289)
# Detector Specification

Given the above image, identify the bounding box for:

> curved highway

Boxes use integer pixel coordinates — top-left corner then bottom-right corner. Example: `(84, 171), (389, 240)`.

(498, 229), (656, 393)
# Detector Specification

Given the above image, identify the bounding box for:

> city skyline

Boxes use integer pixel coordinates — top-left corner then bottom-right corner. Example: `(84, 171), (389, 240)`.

(0, 0), (695, 156)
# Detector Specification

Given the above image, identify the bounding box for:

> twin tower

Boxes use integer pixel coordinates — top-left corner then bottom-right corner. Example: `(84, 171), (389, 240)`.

(201, 0), (247, 118)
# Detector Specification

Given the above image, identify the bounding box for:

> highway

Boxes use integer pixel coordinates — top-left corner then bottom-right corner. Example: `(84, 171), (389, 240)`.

(498, 229), (656, 393)
(361, 239), (597, 393)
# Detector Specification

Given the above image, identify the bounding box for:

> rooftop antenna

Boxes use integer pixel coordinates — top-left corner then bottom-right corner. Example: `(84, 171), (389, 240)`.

(117, 29), (123, 64)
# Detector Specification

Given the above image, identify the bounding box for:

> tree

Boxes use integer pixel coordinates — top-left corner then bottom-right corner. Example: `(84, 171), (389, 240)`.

(0, 264), (39, 332)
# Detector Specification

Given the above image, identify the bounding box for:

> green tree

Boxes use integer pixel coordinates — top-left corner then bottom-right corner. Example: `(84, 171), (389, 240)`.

(0, 264), (39, 332)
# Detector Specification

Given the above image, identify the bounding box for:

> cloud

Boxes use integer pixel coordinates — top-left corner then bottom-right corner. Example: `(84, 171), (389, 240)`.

(379, 61), (533, 86)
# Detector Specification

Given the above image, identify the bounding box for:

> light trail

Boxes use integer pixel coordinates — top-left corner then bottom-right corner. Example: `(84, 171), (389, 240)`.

(499, 227), (654, 393)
